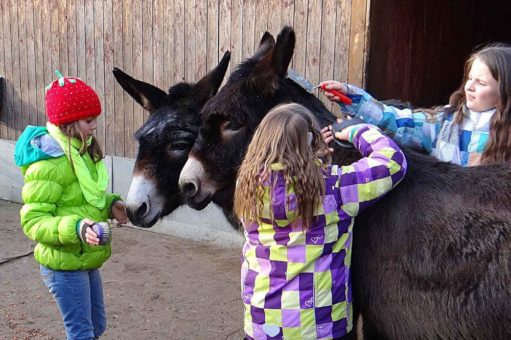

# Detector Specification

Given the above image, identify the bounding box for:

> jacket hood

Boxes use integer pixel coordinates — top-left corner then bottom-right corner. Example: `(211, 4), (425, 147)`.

(14, 125), (64, 167)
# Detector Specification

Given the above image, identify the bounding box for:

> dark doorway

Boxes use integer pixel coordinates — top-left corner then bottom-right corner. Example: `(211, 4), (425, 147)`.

(366, 0), (511, 108)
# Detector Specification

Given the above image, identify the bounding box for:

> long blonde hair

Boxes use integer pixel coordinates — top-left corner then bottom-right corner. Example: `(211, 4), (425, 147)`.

(60, 121), (104, 167)
(234, 103), (330, 229)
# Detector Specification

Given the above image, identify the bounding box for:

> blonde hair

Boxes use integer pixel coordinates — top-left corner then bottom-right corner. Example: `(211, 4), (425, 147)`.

(234, 103), (331, 229)
(60, 121), (104, 167)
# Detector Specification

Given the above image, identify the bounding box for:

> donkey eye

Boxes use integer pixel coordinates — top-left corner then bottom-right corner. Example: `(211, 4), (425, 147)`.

(167, 142), (191, 158)
(169, 141), (190, 151)
(220, 120), (244, 140)
(221, 120), (242, 132)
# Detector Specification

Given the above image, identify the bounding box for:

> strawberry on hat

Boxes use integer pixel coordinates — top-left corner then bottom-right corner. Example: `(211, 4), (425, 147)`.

(45, 70), (101, 125)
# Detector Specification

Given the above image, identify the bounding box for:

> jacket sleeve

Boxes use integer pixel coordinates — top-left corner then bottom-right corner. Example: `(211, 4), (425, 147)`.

(20, 161), (81, 245)
(337, 84), (447, 153)
(333, 124), (407, 217)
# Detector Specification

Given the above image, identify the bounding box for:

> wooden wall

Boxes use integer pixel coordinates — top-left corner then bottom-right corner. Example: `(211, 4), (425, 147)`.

(0, 0), (368, 158)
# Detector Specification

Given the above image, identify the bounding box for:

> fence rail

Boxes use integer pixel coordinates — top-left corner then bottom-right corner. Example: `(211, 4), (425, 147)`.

(0, 0), (367, 157)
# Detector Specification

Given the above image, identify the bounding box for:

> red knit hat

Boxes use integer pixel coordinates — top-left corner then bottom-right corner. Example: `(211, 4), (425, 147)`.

(45, 70), (101, 125)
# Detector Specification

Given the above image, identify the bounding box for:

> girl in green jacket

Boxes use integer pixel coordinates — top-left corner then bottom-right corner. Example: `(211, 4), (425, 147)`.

(15, 71), (128, 339)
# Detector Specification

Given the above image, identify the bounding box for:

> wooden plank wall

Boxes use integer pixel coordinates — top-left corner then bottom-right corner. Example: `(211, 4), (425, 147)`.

(0, 0), (367, 158)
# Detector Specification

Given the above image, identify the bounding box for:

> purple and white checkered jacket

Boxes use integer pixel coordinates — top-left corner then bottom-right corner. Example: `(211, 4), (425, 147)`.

(241, 125), (407, 339)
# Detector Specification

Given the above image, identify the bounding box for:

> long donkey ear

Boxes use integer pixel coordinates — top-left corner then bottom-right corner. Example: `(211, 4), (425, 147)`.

(252, 32), (275, 60)
(248, 26), (295, 94)
(192, 51), (231, 104)
(112, 68), (168, 113)
(271, 26), (295, 78)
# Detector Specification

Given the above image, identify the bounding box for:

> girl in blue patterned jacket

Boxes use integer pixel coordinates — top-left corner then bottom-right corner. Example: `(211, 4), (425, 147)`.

(320, 43), (511, 166)
(234, 103), (407, 340)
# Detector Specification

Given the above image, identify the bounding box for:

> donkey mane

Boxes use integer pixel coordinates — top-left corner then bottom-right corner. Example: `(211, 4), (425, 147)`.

(221, 56), (336, 128)
(227, 58), (259, 83)
(167, 82), (194, 102)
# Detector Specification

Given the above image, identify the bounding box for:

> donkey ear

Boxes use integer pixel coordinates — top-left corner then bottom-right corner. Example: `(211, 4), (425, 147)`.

(251, 32), (275, 60)
(192, 51), (231, 104)
(112, 67), (167, 113)
(247, 26), (295, 94)
(271, 26), (295, 78)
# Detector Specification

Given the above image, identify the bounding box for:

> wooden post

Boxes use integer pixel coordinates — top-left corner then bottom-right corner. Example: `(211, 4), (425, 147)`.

(348, 0), (370, 88)
(0, 75), (4, 113)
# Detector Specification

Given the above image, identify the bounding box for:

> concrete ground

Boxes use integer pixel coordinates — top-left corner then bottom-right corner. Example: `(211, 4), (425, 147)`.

(0, 200), (244, 339)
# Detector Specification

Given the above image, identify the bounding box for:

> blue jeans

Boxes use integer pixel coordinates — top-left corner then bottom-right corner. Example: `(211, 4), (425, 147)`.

(40, 265), (107, 339)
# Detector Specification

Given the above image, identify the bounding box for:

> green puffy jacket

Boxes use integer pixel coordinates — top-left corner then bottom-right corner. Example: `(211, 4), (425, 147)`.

(15, 123), (120, 270)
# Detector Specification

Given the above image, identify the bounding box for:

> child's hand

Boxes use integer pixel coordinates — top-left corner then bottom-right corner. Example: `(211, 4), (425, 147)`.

(111, 200), (128, 224)
(330, 117), (355, 142)
(319, 80), (349, 102)
(78, 219), (101, 246)
(332, 126), (351, 141)
(321, 126), (335, 154)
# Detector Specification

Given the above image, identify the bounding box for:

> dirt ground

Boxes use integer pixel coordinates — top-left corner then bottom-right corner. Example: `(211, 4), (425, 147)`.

(0, 200), (244, 339)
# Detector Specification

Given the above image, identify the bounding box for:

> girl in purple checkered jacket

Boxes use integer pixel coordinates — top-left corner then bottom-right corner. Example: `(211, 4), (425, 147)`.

(234, 103), (407, 340)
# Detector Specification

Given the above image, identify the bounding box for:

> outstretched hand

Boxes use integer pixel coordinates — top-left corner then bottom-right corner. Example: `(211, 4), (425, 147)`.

(319, 80), (349, 102)
(321, 116), (354, 152)
(111, 200), (128, 225)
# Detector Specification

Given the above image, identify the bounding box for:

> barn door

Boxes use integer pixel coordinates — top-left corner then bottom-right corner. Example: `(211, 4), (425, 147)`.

(366, 0), (511, 108)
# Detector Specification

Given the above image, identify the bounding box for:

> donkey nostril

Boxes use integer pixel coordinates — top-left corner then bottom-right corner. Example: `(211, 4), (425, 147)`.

(137, 202), (148, 217)
(181, 182), (198, 198)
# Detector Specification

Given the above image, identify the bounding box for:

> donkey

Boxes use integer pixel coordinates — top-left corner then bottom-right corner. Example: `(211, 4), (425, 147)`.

(113, 51), (230, 228)
(179, 26), (511, 339)
(178, 29), (339, 228)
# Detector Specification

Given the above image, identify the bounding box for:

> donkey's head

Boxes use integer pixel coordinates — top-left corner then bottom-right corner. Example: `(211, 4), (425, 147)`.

(115, 52), (230, 228)
(179, 26), (337, 213)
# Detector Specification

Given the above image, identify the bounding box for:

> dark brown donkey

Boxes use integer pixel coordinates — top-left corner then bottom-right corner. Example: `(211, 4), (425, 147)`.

(179, 26), (511, 339)
(113, 51), (230, 228)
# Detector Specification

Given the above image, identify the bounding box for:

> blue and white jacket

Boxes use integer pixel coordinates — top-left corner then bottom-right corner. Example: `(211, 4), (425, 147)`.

(338, 85), (495, 167)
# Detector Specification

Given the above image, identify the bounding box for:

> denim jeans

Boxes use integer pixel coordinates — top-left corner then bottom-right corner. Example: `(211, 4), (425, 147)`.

(40, 265), (107, 339)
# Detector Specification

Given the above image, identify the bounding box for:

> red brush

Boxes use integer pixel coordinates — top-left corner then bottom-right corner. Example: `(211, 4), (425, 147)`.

(313, 84), (352, 105)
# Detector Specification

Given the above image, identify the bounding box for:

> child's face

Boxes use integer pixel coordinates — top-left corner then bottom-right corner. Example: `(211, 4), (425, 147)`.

(77, 117), (98, 138)
(464, 58), (499, 112)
